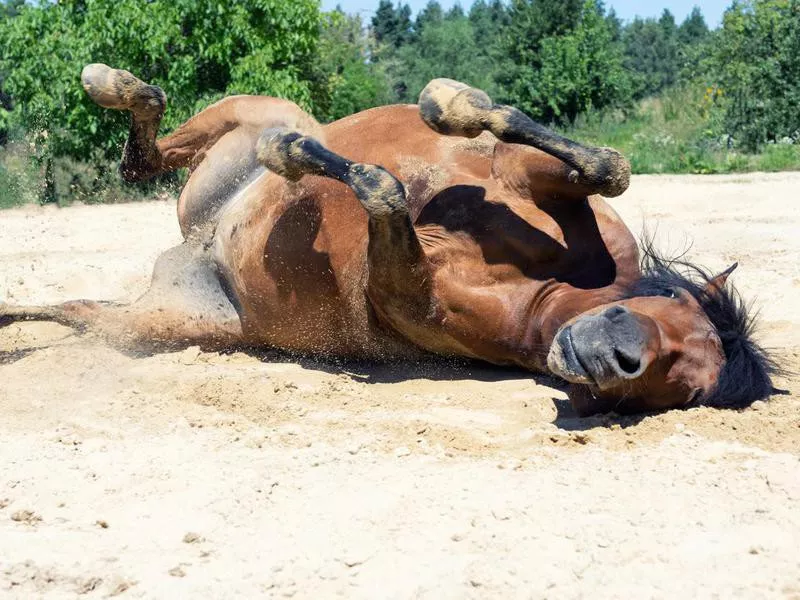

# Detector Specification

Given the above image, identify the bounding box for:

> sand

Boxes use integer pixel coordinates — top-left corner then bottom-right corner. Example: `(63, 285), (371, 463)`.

(1, 173), (799, 599)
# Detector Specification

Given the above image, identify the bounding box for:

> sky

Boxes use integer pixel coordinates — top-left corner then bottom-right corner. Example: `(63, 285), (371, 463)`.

(321, 0), (731, 27)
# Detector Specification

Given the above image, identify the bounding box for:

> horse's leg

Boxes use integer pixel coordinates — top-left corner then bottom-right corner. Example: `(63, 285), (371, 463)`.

(81, 64), (169, 182)
(167, 96), (322, 236)
(1, 242), (243, 352)
(418, 79), (631, 198)
(82, 63), (323, 236)
(255, 128), (433, 327)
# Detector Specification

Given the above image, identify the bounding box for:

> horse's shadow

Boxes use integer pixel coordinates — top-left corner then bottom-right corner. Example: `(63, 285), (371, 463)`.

(244, 345), (536, 384)
(0, 334), (658, 430)
(551, 398), (649, 430)
(246, 346), (656, 430)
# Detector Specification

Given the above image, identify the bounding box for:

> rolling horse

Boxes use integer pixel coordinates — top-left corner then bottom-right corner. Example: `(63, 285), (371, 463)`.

(0, 64), (777, 415)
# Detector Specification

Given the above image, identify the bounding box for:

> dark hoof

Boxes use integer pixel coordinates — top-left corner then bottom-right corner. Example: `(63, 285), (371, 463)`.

(592, 148), (631, 198)
(255, 128), (308, 181)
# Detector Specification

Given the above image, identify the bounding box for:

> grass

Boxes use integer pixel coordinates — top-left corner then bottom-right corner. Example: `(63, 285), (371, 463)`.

(563, 85), (800, 175)
(0, 134), (179, 209)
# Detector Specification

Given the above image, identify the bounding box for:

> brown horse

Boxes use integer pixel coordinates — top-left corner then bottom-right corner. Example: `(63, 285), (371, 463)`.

(0, 64), (776, 416)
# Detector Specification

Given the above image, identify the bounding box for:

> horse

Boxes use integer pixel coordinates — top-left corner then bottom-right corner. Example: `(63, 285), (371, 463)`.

(0, 64), (776, 416)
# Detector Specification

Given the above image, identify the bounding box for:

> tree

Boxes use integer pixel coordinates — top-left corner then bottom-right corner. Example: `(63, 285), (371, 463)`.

(623, 10), (681, 98)
(0, 0), (24, 144)
(530, 0), (632, 123)
(0, 0), (321, 163)
(711, 0), (800, 150)
(446, 3), (465, 20)
(390, 12), (499, 103)
(469, 0), (510, 31)
(499, 0), (630, 122)
(679, 6), (709, 45)
(605, 7), (622, 43)
(312, 10), (392, 122)
(415, 0), (443, 34)
(371, 0), (413, 49)
(0, 0), (23, 19)
(498, 0), (582, 108)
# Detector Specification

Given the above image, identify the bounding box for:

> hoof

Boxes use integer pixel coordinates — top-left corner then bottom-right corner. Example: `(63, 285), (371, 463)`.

(81, 63), (166, 117)
(419, 78), (493, 138)
(592, 148), (631, 198)
(255, 128), (308, 182)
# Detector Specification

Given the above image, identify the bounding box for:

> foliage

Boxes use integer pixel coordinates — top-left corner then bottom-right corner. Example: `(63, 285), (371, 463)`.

(388, 9), (499, 102)
(0, 0), (321, 165)
(710, 0), (800, 151)
(564, 84), (800, 174)
(372, 0), (413, 50)
(522, 0), (632, 123)
(622, 8), (711, 99)
(1, 0), (799, 209)
(312, 9), (392, 122)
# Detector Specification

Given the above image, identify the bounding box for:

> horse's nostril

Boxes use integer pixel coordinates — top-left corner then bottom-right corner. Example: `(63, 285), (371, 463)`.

(613, 348), (641, 375)
(604, 305), (628, 320)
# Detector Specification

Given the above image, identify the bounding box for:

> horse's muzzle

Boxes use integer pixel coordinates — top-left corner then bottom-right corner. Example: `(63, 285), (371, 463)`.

(547, 305), (650, 391)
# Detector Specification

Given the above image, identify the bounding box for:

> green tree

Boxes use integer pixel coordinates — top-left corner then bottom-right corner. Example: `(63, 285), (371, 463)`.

(372, 0), (413, 49)
(390, 12), (499, 103)
(0, 0), (23, 144)
(531, 0), (632, 122)
(0, 0), (321, 163)
(446, 3), (465, 20)
(679, 6), (709, 45)
(500, 0), (630, 122)
(468, 0), (510, 32)
(623, 10), (681, 98)
(711, 0), (800, 150)
(415, 0), (444, 33)
(312, 9), (392, 122)
(498, 0), (582, 108)
(0, 0), (23, 19)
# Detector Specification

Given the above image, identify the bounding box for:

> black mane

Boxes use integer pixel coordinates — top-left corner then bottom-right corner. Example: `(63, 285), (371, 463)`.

(625, 240), (779, 408)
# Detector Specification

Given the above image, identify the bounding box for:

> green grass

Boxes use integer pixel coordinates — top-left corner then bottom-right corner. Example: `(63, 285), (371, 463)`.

(0, 141), (42, 208)
(563, 85), (800, 175)
(0, 138), (180, 209)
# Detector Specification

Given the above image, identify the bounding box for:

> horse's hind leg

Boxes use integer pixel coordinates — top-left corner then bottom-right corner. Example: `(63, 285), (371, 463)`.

(82, 63), (323, 236)
(1, 243), (243, 352)
(81, 64), (169, 182)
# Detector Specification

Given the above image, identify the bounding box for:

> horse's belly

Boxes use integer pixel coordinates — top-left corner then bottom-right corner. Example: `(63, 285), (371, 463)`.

(211, 172), (418, 358)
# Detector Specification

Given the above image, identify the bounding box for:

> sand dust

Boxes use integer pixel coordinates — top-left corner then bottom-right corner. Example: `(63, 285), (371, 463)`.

(1, 173), (799, 598)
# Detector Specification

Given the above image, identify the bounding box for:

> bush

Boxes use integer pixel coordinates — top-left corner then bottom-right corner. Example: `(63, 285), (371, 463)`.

(565, 84), (800, 174)
(0, 0), (321, 165)
(711, 0), (800, 151)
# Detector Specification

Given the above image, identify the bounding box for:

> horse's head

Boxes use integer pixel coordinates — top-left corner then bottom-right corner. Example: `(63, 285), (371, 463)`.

(547, 246), (777, 416)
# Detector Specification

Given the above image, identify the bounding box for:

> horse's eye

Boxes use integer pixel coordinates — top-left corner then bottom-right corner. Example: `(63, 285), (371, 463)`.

(660, 288), (678, 299)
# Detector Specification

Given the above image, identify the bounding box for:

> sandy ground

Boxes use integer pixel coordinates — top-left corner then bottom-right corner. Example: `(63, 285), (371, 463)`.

(1, 173), (799, 599)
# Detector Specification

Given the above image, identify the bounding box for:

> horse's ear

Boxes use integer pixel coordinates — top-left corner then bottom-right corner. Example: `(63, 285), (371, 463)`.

(704, 262), (738, 297)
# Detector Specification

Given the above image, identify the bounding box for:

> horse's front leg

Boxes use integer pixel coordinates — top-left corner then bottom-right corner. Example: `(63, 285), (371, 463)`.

(418, 79), (631, 199)
(255, 128), (435, 332)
